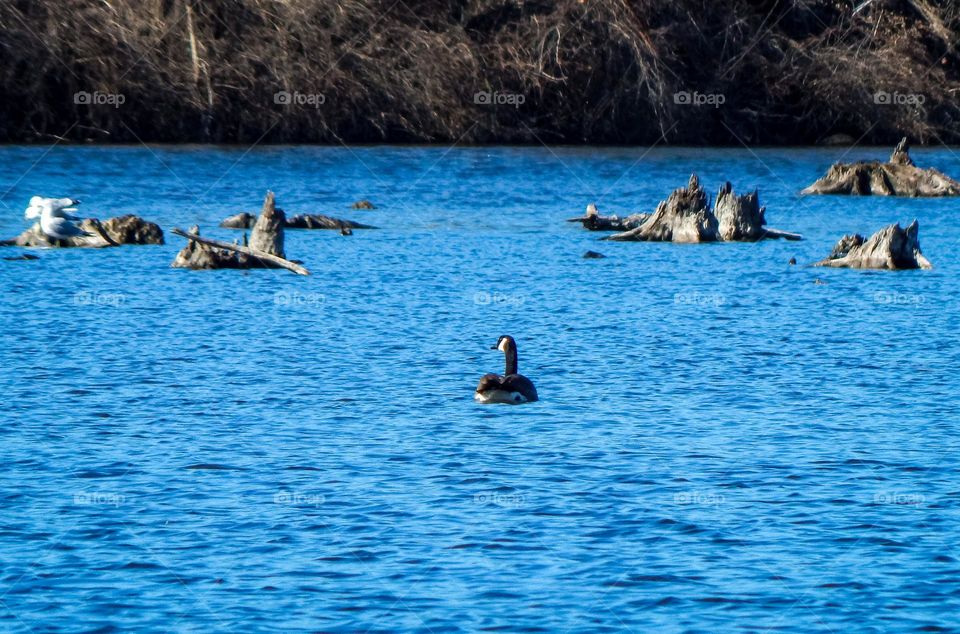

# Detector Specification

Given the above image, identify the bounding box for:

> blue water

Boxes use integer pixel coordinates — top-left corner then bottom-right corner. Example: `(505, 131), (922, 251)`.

(1, 145), (959, 633)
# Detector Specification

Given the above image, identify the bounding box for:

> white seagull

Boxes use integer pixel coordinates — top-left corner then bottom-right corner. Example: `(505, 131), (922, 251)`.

(25, 196), (82, 221)
(33, 198), (92, 240)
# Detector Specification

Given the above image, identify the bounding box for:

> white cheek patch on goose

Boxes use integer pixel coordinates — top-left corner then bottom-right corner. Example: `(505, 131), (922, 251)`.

(498, 339), (508, 352)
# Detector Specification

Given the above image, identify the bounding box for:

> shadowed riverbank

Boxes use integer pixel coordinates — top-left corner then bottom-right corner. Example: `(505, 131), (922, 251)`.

(2, 0), (960, 145)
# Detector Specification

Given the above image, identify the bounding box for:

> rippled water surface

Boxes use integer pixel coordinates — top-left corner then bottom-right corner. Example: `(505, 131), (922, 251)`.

(1, 145), (959, 632)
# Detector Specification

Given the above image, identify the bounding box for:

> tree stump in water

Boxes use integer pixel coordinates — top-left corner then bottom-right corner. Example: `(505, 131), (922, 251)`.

(173, 191), (308, 274)
(814, 220), (932, 270)
(248, 191), (285, 259)
(171, 225), (237, 270)
(715, 183), (765, 241)
(825, 234), (866, 260)
(585, 175), (800, 243)
(606, 175), (718, 242)
(596, 174), (802, 243)
(802, 137), (960, 196)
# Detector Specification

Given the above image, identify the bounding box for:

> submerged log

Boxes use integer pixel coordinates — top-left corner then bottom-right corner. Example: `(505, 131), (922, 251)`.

(173, 191), (309, 275)
(220, 211), (376, 230)
(606, 175), (718, 242)
(566, 204), (649, 232)
(285, 214), (376, 229)
(220, 212), (256, 229)
(814, 220), (932, 270)
(802, 138), (960, 196)
(0, 215), (164, 248)
(761, 228), (803, 241)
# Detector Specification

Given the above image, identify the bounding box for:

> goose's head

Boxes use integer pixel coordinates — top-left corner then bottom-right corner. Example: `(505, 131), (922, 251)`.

(492, 335), (516, 352)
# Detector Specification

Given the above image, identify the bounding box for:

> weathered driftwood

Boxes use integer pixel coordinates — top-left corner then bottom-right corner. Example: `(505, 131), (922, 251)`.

(220, 212), (376, 230)
(814, 220), (932, 270)
(762, 228), (803, 241)
(171, 225), (237, 270)
(566, 204), (649, 231)
(285, 214), (376, 229)
(173, 191), (309, 275)
(171, 228), (309, 275)
(603, 176), (801, 243)
(219, 212), (257, 229)
(802, 138), (960, 196)
(0, 215), (164, 248)
(102, 215), (163, 244)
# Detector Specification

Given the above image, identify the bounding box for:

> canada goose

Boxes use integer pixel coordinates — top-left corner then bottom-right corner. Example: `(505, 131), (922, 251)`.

(474, 335), (539, 404)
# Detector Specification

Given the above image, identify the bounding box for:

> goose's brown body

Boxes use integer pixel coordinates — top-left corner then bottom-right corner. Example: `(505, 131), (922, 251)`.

(474, 336), (539, 404)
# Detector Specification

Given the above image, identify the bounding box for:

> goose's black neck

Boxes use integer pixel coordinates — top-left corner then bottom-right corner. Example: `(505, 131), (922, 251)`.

(503, 345), (518, 375)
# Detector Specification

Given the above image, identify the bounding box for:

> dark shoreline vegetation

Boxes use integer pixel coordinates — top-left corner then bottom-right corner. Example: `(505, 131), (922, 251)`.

(2, 0), (960, 145)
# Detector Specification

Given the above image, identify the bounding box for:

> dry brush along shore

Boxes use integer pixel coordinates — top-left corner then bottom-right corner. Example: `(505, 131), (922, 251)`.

(172, 191), (309, 276)
(570, 175), (801, 243)
(802, 138), (960, 196)
(4, 1), (960, 145)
